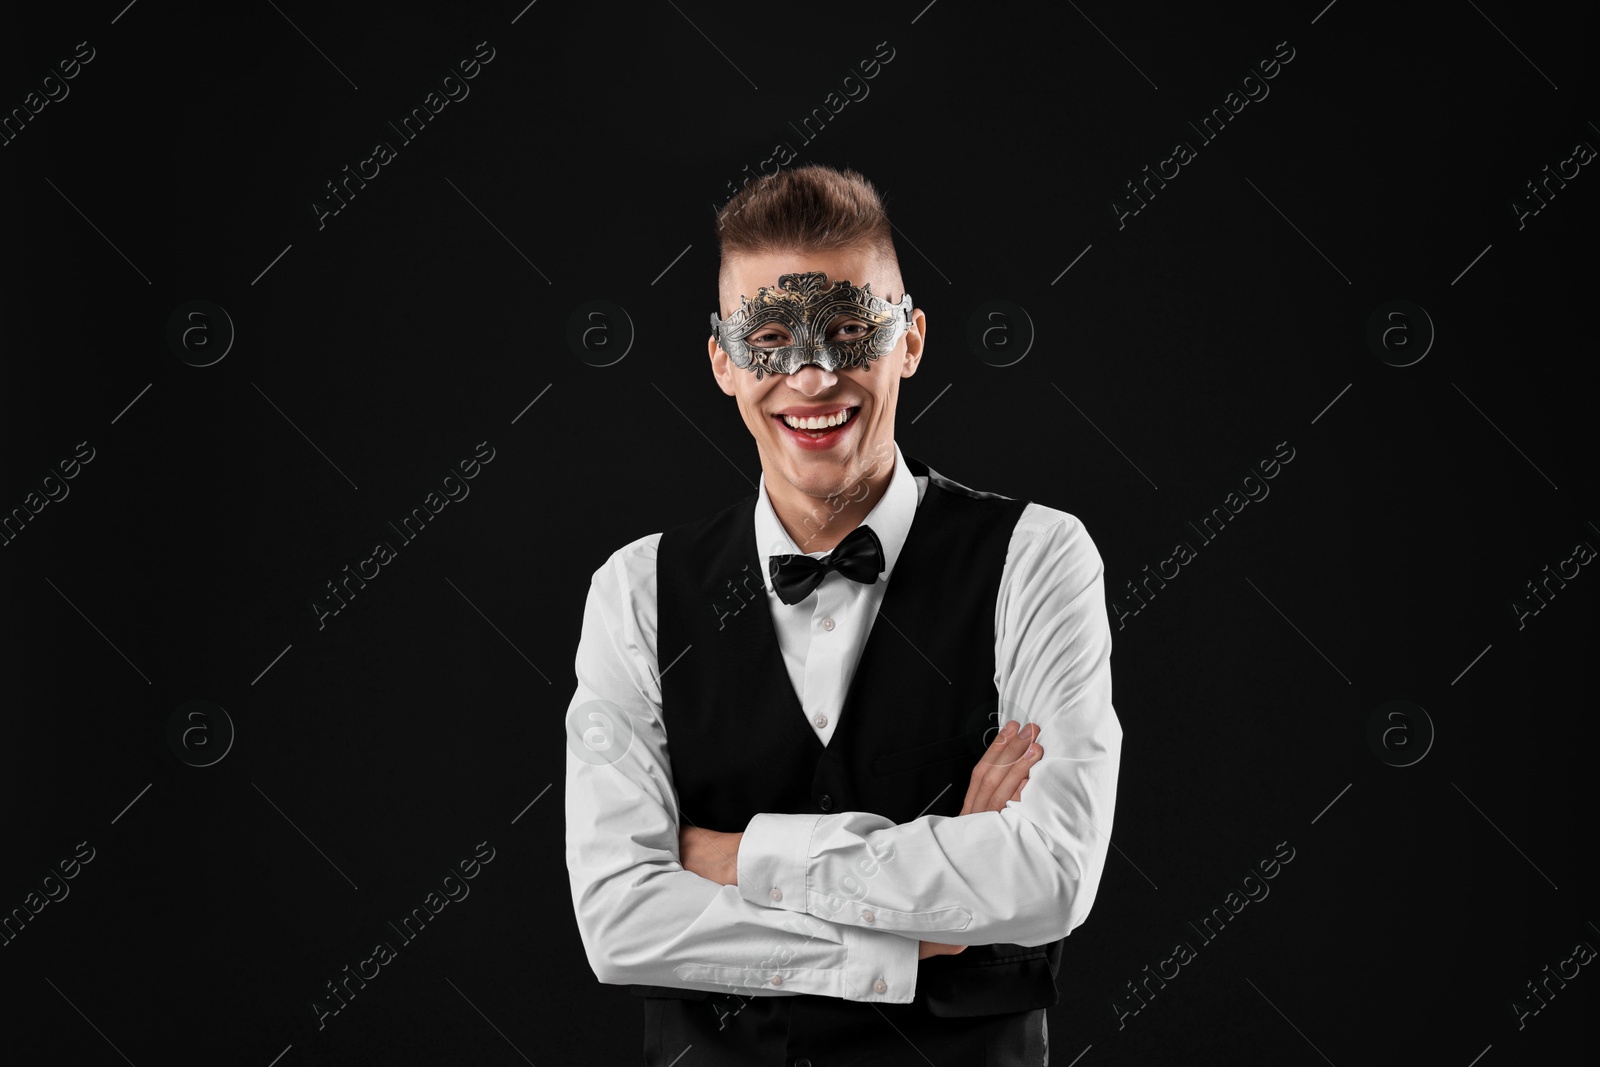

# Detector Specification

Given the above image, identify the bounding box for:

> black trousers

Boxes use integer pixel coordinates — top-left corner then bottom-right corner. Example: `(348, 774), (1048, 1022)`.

(643, 991), (1049, 1066)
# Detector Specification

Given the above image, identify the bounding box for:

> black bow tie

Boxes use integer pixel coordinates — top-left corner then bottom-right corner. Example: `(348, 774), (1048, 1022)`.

(768, 524), (885, 606)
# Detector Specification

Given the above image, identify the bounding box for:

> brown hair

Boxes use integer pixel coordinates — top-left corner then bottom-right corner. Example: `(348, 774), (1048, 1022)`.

(715, 165), (900, 268)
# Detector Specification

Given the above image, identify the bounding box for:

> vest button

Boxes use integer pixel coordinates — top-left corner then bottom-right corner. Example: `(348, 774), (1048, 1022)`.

(818, 794), (833, 811)
(873, 978), (888, 994)
(813, 713), (828, 729)
(795, 1060), (813, 1067)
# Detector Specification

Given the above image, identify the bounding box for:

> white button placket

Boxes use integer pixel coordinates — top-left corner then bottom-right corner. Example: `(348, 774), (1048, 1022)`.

(801, 575), (848, 746)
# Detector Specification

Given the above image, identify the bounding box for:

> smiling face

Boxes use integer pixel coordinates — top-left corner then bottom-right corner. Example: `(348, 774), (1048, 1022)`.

(709, 246), (925, 508)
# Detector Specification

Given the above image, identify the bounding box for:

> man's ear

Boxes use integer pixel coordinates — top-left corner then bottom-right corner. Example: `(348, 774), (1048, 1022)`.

(709, 335), (737, 397)
(901, 308), (927, 378)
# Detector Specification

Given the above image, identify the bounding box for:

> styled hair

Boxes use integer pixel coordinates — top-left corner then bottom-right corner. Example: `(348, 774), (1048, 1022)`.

(715, 165), (900, 269)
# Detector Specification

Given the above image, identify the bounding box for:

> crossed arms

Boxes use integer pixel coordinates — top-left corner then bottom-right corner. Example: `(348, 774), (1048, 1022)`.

(563, 511), (1122, 1005)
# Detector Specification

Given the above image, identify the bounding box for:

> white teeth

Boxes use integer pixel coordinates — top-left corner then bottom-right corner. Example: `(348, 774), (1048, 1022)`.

(782, 408), (853, 431)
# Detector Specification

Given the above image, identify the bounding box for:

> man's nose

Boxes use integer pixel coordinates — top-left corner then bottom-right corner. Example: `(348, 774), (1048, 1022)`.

(787, 364), (838, 393)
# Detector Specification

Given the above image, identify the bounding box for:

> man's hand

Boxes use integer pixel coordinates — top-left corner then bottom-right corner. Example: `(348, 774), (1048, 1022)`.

(681, 725), (1042, 951)
(919, 721), (1043, 960)
(677, 824), (744, 886)
(918, 939), (968, 960)
(959, 719), (1041, 817)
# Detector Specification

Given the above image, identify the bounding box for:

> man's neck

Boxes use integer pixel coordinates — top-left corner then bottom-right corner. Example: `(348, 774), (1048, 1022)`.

(766, 448), (896, 556)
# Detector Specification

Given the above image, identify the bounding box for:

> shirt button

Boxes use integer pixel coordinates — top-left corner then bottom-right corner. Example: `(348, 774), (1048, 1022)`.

(813, 713), (828, 729)
(821, 617), (836, 631)
(861, 909), (875, 924)
(818, 794), (833, 811)
(873, 978), (888, 994)
(769, 887), (783, 902)
(770, 974), (783, 986)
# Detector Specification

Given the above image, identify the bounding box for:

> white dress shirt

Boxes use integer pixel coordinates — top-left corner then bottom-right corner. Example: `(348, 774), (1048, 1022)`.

(564, 442), (1122, 1006)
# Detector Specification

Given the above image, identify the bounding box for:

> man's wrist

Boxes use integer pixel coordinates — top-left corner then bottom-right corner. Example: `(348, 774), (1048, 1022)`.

(727, 831), (745, 886)
(840, 923), (918, 1005)
(736, 812), (822, 912)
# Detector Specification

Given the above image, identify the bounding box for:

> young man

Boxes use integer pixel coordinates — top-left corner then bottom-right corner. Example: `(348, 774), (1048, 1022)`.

(564, 165), (1122, 1065)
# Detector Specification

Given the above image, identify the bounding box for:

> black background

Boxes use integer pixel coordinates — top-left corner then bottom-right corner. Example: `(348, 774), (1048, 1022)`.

(2, 1), (1595, 1064)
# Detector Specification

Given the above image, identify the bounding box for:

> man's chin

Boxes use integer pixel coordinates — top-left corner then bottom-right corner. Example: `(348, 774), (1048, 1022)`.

(758, 420), (884, 498)
(796, 454), (877, 500)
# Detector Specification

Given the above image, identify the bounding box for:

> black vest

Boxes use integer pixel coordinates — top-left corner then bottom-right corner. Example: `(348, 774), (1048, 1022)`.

(631, 455), (1065, 1018)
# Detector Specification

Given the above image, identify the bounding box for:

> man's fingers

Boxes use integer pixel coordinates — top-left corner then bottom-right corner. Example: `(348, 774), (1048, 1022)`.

(963, 720), (1042, 815)
(962, 719), (1020, 814)
(966, 721), (1032, 812)
(986, 739), (1041, 812)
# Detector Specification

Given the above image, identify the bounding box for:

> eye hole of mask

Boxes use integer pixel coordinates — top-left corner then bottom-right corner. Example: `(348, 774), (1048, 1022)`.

(743, 317), (875, 349)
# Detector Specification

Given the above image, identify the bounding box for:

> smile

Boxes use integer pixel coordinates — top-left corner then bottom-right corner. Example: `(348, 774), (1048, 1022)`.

(778, 407), (855, 431)
(772, 406), (859, 448)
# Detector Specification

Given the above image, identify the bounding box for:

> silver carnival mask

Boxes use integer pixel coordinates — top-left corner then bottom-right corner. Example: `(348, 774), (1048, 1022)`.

(710, 271), (915, 380)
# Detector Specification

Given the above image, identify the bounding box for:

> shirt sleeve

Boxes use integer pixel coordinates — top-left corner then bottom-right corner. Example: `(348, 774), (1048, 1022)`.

(735, 507), (1123, 947)
(564, 534), (922, 1004)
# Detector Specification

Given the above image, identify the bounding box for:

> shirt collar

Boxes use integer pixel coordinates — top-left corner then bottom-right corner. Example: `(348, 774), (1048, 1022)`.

(754, 441), (916, 595)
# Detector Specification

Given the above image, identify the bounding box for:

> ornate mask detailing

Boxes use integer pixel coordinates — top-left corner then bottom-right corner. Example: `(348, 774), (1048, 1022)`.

(710, 272), (914, 380)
